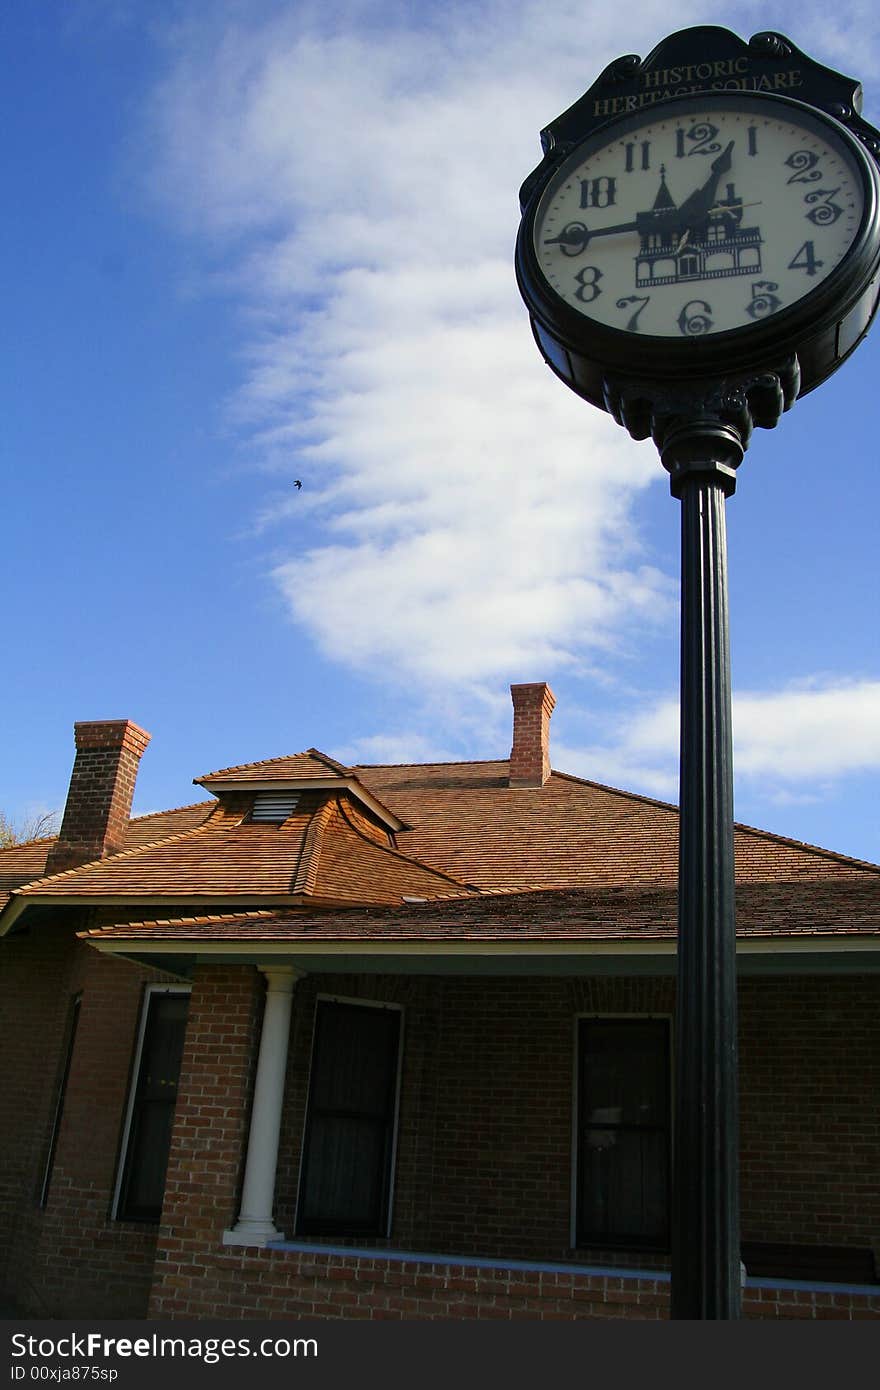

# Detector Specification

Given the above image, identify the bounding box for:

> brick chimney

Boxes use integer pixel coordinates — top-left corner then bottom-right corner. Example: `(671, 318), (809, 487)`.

(508, 683), (556, 788)
(44, 720), (151, 876)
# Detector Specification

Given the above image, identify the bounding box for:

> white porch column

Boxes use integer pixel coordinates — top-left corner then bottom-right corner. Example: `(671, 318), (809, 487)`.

(223, 965), (301, 1246)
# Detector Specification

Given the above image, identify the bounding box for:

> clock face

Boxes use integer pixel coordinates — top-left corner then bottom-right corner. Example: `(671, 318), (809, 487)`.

(532, 97), (867, 339)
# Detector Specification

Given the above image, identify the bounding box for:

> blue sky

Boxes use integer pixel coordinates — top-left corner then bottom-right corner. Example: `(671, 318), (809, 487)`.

(2, 0), (879, 863)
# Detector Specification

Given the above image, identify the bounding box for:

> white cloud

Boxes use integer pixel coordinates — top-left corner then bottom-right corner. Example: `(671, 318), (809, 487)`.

(554, 738), (679, 800)
(338, 732), (455, 767)
(734, 679), (880, 778)
(140, 0), (880, 837)
(556, 678), (880, 802)
(144, 1), (687, 691)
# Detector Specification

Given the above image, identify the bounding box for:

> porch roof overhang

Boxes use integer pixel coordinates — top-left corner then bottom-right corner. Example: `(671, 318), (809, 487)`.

(82, 930), (880, 980)
(76, 878), (880, 979)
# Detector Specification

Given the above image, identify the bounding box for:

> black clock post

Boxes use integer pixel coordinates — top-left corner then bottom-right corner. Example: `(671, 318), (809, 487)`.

(514, 26), (880, 1320)
(607, 365), (800, 1319)
(665, 419), (741, 1319)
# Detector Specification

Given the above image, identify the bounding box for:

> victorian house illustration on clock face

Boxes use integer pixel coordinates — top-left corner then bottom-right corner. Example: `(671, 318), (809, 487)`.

(633, 162), (763, 287)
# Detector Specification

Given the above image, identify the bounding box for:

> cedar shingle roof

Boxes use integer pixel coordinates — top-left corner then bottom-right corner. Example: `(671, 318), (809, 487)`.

(196, 747), (350, 785)
(122, 802), (215, 846)
(4, 748), (878, 943)
(0, 838), (56, 911)
(81, 876), (880, 945)
(0, 803), (215, 909)
(10, 790), (471, 907)
(356, 762), (878, 892)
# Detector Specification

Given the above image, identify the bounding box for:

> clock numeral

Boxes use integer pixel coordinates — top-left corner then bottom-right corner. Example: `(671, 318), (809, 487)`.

(616, 295), (650, 332)
(675, 122), (721, 158)
(574, 266), (603, 304)
(804, 188), (844, 226)
(545, 221), (591, 257)
(784, 150), (822, 184)
(580, 176), (617, 209)
(625, 140), (651, 172)
(744, 281), (783, 320)
(747, 126), (758, 156)
(788, 240), (825, 276)
(677, 299), (713, 336)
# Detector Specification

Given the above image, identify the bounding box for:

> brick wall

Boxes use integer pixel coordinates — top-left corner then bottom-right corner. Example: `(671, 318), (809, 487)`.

(148, 1243), (880, 1321)
(739, 975), (880, 1254)
(0, 923), (177, 1317)
(154, 969), (878, 1320)
(149, 964), (263, 1318)
(0, 921), (80, 1309)
(273, 975), (679, 1263)
(5, 955), (878, 1320)
(153, 1245), (672, 1319)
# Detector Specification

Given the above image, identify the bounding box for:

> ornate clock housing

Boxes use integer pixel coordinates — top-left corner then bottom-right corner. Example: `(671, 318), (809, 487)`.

(516, 91), (880, 411)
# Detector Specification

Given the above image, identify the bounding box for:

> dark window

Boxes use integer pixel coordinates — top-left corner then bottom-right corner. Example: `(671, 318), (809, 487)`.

(40, 993), (81, 1207)
(577, 1017), (671, 1250)
(116, 990), (190, 1223)
(296, 1000), (401, 1237)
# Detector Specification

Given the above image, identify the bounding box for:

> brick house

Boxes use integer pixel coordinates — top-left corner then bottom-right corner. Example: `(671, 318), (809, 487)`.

(1, 683), (878, 1321)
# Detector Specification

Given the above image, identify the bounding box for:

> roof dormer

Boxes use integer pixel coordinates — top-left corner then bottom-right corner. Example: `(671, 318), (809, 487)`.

(195, 747), (405, 834)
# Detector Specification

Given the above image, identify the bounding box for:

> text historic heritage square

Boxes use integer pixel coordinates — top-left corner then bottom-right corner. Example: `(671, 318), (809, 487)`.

(593, 60), (804, 118)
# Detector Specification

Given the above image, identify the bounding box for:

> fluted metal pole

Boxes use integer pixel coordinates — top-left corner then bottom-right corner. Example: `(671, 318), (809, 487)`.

(664, 435), (741, 1320)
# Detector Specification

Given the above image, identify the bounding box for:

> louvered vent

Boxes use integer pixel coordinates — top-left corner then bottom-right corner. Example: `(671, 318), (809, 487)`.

(249, 791), (300, 823)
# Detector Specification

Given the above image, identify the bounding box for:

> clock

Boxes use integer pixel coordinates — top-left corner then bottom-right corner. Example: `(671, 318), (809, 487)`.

(515, 91), (880, 408)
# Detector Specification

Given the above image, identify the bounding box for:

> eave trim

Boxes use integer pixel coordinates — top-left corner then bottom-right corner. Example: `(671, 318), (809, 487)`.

(82, 935), (880, 959)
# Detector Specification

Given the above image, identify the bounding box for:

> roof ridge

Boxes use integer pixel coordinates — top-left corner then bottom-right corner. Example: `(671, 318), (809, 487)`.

(82, 909), (279, 936)
(130, 801), (214, 823)
(305, 747), (354, 775)
(549, 767), (680, 811)
(196, 746), (353, 782)
(0, 833), (57, 853)
(729, 818), (880, 873)
(356, 758), (503, 771)
(0, 803), (216, 864)
(551, 770), (880, 871)
(292, 797), (336, 895)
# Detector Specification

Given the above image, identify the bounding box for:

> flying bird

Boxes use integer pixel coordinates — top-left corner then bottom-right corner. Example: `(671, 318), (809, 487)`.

(293, 480), (302, 489)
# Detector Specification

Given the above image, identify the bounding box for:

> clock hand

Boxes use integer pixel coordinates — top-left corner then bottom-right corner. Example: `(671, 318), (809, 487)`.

(545, 210), (677, 252)
(544, 218), (639, 249)
(675, 141), (735, 227)
(544, 150), (743, 259)
(677, 201), (760, 250)
(705, 199), (762, 216)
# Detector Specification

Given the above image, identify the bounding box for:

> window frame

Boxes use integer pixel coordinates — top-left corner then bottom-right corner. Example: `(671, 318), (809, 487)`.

(294, 994), (404, 1240)
(111, 983), (191, 1224)
(39, 992), (82, 1208)
(571, 1012), (673, 1253)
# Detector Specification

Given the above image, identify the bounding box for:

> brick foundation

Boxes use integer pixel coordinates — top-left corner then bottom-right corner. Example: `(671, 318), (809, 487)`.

(150, 1242), (880, 1320)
